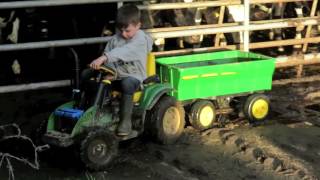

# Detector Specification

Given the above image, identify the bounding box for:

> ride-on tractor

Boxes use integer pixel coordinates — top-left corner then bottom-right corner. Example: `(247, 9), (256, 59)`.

(42, 53), (185, 170)
(42, 50), (275, 170)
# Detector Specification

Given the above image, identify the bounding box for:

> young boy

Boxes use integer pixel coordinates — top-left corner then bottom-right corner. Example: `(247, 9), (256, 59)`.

(84, 4), (153, 136)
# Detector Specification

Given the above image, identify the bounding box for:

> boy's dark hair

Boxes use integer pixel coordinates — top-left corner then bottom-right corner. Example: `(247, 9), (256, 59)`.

(116, 4), (141, 29)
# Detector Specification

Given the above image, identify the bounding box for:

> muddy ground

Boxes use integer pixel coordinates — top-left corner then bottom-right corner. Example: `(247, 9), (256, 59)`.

(1, 81), (320, 180)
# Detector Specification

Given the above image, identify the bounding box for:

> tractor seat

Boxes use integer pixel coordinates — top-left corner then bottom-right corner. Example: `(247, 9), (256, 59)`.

(133, 53), (159, 103)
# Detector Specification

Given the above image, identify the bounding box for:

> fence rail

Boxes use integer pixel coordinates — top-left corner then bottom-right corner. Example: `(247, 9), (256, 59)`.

(0, 0), (319, 92)
(0, 0), (145, 9)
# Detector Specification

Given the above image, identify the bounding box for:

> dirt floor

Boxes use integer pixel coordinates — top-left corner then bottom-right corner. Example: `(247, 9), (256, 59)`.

(1, 81), (320, 180)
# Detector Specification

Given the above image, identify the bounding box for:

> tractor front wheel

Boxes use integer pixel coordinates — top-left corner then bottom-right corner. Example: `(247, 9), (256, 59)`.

(80, 129), (118, 171)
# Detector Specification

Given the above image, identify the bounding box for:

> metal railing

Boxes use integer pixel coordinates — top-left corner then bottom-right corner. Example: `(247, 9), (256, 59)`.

(0, 0), (319, 93)
(0, 0), (145, 9)
(0, 37), (112, 52)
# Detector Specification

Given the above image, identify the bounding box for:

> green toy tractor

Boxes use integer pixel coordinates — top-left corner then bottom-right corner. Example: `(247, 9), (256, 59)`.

(42, 53), (185, 170)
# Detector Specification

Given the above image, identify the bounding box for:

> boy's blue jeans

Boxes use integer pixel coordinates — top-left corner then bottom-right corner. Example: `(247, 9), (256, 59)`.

(111, 76), (140, 95)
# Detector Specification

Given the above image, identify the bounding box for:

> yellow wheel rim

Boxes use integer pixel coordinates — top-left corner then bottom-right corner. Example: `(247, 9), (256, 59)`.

(163, 107), (181, 135)
(199, 106), (214, 127)
(251, 99), (269, 120)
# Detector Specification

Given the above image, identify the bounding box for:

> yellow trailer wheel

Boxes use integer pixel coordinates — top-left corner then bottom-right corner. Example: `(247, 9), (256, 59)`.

(243, 94), (270, 123)
(189, 100), (216, 130)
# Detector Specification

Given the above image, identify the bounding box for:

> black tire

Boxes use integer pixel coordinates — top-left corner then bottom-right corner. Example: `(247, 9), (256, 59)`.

(148, 95), (185, 145)
(189, 100), (216, 130)
(243, 94), (270, 123)
(80, 129), (118, 171)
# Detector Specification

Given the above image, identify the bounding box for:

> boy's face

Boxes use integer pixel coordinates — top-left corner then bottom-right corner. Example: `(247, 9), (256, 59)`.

(120, 23), (141, 40)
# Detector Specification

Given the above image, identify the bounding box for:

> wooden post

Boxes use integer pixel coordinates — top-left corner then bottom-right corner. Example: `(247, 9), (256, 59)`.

(297, 0), (319, 77)
(243, 0), (250, 52)
(214, 6), (226, 47)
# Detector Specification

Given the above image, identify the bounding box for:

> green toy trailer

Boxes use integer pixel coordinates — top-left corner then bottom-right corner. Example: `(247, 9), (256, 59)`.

(156, 50), (275, 129)
(41, 50), (275, 170)
(156, 50), (274, 101)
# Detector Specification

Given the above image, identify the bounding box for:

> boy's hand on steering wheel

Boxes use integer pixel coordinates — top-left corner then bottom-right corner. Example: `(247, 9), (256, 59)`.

(90, 55), (107, 70)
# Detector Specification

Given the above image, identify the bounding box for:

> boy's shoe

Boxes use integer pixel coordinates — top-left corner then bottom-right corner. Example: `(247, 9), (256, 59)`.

(117, 129), (131, 136)
(118, 130), (138, 141)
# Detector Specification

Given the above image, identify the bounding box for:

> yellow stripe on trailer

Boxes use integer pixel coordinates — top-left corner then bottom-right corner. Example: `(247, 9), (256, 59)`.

(201, 73), (218, 77)
(221, 72), (237, 76)
(182, 75), (199, 80)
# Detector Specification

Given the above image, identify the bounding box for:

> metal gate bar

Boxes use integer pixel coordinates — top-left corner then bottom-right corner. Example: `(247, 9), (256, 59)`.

(0, 0), (144, 9)
(0, 37), (111, 52)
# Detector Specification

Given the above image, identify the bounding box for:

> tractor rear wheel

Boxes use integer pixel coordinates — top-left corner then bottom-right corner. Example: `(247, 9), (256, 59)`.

(148, 96), (185, 144)
(80, 129), (118, 171)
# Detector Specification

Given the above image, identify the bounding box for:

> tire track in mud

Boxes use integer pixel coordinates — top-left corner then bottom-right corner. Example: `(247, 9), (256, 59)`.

(216, 128), (318, 180)
(85, 122), (319, 180)
(87, 139), (200, 180)
(129, 128), (278, 180)
(114, 156), (198, 180)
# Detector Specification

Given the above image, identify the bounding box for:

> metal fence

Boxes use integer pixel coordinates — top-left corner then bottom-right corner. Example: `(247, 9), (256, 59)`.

(0, 0), (319, 93)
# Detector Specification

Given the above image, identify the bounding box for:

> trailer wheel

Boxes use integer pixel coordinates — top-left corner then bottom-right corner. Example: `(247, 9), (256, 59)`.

(149, 96), (185, 144)
(243, 94), (270, 123)
(189, 100), (216, 130)
(80, 129), (118, 171)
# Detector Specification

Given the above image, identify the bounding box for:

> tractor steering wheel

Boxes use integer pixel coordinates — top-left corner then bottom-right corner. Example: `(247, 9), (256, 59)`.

(98, 66), (116, 75)
(98, 66), (117, 81)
